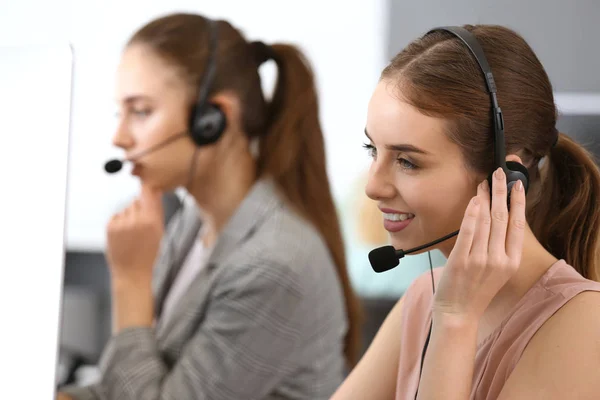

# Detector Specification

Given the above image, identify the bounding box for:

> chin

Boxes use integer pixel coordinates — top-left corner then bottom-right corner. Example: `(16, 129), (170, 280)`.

(384, 220), (418, 250)
(387, 233), (418, 251)
(386, 227), (442, 254)
(138, 172), (180, 192)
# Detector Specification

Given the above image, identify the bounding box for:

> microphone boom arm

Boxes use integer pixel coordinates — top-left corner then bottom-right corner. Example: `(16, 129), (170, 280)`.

(399, 229), (459, 258)
(103, 131), (188, 174)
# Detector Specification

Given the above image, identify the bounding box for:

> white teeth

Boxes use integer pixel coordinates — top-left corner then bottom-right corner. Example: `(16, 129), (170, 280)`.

(383, 212), (414, 222)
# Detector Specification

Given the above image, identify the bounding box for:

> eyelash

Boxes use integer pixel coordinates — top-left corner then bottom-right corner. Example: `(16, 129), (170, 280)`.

(362, 143), (377, 158)
(362, 143), (418, 170)
(114, 109), (152, 119)
(133, 109), (151, 118)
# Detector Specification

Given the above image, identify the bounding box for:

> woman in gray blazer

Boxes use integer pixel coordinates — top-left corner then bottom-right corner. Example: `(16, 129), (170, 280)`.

(59, 12), (361, 400)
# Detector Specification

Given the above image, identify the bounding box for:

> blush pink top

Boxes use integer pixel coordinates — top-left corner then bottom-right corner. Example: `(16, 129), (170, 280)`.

(395, 259), (600, 400)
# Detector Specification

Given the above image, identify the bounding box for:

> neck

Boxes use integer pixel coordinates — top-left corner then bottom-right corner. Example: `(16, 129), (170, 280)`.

(188, 148), (257, 246)
(487, 225), (558, 311)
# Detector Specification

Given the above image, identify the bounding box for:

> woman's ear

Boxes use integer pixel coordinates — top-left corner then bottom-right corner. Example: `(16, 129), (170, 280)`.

(506, 153), (524, 165)
(208, 91), (241, 132)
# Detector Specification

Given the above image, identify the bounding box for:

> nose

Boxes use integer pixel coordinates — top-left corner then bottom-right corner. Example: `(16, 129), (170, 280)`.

(112, 118), (134, 150)
(365, 160), (396, 201)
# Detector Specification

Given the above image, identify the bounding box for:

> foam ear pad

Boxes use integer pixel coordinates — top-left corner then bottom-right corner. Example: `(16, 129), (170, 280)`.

(189, 103), (227, 147)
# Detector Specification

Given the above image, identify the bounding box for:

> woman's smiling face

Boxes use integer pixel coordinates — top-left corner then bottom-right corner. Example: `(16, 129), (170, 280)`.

(364, 80), (480, 257)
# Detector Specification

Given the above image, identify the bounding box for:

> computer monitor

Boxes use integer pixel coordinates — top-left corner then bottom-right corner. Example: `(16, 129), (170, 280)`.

(0, 43), (73, 399)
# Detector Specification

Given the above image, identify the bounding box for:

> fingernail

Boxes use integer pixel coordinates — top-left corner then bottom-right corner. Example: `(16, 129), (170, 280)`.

(495, 167), (505, 179)
(515, 180), (523, 192)
(481, 180), (489, 192)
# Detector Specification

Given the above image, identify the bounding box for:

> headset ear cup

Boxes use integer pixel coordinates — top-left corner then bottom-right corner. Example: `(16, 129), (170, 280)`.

(504, 161), (529, 211)
(189, 103), (226, 146)
(505, 160), (529, 194)
(486, 161), (529, 211)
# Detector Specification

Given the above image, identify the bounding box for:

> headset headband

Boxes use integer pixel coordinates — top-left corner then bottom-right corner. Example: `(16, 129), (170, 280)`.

(427, 26), (507, 171)
(196, 18), (219, 112)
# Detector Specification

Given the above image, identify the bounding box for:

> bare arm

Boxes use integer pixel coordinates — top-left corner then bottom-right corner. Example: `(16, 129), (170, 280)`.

(497, 291), (600, 400)
(331, 297), (405, 400)
(415, 313), (478, 400)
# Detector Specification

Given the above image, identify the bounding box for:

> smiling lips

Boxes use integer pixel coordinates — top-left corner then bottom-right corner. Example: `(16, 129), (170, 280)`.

(380, 208), (415, 232)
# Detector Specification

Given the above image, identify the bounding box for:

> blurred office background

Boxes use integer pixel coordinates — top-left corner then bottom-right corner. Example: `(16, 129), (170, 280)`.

(2, 0), (598, 386)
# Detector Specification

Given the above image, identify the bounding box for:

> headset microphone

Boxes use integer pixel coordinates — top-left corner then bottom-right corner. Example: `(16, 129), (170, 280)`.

(103, 131), (188, 174)
(104, 159), (124, 174)
(368, 229), (459, 273)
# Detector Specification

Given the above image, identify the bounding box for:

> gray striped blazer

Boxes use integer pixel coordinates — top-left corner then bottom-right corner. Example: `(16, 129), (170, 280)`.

(61, 178), (348, 400)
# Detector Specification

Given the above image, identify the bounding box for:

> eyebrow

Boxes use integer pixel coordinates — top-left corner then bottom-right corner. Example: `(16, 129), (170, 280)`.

(364, 128), (429, 155)
(122, 95), (152, 104)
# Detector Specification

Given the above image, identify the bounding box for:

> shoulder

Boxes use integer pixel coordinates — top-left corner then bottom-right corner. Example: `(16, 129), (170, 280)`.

(384, 265), (444, 336)
(218, 199), (340, 297)
(498, 290), (600, 399)
(538, 290), (600, 352)
(247, 200), (335, 273)
(403, 266), (445, 307)
(531, 289), (600, 347)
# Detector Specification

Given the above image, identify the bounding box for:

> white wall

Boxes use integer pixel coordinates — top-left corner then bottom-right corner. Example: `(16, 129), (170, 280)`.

(554, 93), (600, 115)
(0, 43), (72, 399)
(0, 0), (389, 251)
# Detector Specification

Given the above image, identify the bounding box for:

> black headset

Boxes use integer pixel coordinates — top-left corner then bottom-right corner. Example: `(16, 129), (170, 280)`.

(188, 18), (227, 147)
(412, 26), (530, 399)
(430, 26), (530, 203)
